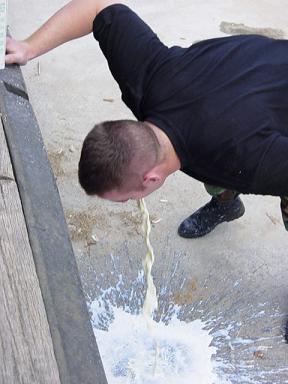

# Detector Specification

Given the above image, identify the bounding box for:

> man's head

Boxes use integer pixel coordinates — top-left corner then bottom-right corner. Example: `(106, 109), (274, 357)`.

(78, 120), (165, 202)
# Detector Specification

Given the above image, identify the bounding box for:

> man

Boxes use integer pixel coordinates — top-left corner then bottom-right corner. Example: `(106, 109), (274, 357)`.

(6, 0), (288, 237)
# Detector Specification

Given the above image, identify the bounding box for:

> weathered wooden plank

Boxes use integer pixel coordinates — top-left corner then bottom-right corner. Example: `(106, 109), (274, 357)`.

(0, 116), (13, 179)
(0, 74), (108, 383)
(0, 121), (61, 384)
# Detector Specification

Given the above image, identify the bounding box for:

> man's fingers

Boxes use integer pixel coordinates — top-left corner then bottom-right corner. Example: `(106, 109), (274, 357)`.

(5, 36), (12, 44)
(5, 38), (28, 65)
(5, 53), (20, 65)
(5, 36), (17, 52)
(5, 52), (27, 66)
(6, 36), (13, 46)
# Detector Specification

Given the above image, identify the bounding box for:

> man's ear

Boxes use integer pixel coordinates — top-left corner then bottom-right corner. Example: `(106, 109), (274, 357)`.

(143, 168), (161, 187)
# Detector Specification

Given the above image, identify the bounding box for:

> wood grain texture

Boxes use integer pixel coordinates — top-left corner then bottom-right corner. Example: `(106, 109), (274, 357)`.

(0, 118), (13, 179)
(0, 121), (61, 384)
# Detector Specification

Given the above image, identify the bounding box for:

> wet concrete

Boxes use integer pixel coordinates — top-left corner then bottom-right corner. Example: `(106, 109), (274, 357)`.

(7, 0), (288, 382)
(220, 21), (285, 39)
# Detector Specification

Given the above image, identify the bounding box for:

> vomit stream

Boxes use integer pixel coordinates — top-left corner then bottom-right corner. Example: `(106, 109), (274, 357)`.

(137, 198), (158, 324)
(137, 198), (159, 374)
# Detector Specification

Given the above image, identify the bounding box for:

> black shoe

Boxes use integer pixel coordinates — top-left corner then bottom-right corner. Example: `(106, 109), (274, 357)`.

(178, 196), (245, 238)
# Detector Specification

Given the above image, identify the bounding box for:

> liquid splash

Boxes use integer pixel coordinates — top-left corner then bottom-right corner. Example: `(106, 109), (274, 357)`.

(91, 304), (227, 384)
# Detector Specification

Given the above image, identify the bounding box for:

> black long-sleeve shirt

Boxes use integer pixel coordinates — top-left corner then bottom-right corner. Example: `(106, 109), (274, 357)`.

(93, 4), (288, 196)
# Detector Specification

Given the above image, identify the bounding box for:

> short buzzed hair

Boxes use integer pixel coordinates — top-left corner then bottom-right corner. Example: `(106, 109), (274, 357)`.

(78, 120), (160, 195)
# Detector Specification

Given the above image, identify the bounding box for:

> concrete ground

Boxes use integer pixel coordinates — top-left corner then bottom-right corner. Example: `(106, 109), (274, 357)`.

(8, 1), (288, 383)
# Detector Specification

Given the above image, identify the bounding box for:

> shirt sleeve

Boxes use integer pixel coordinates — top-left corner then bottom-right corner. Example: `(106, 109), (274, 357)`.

(93, 4), (168, 118)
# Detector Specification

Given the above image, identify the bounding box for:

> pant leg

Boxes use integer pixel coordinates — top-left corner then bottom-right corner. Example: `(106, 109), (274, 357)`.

(204, 184), (238, 198)
(280, 196), (288, 231)
(204, 184), (226, 196)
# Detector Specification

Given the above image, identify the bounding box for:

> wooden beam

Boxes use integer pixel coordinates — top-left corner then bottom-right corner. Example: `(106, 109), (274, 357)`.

(0, 115), (13, 179)
(0, 121), (61, 383)
(0, 62), (107, 383)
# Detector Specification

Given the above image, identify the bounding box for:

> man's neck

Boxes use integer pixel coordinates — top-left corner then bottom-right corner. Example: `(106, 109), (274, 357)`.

(145, 121), (181, 175)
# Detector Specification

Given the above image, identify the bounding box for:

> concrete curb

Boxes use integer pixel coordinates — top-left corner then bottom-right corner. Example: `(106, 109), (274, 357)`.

(0, 64), (107, 384)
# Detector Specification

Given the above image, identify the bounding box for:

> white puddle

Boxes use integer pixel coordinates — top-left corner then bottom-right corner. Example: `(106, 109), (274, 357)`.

(90, 303), (230, 384)
(82, 252), (287, 384)
(83, 198), (287, 384)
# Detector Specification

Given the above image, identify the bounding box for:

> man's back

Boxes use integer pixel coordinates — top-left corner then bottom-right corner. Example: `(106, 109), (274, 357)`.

(93, 4), (288, 195)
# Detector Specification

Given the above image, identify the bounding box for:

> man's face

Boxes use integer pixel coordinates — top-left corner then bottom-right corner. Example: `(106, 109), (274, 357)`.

(101, 177), (165, 203)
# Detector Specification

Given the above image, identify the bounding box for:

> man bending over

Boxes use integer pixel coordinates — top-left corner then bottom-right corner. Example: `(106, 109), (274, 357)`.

(6, 0), (288, 237)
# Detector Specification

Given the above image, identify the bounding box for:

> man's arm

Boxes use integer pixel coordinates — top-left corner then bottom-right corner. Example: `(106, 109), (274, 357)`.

(5, 0), (119, 65)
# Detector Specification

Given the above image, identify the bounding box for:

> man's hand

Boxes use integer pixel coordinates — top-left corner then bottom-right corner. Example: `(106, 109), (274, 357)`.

(5, 37), (31, 65)
(4, 1), (118, 66)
